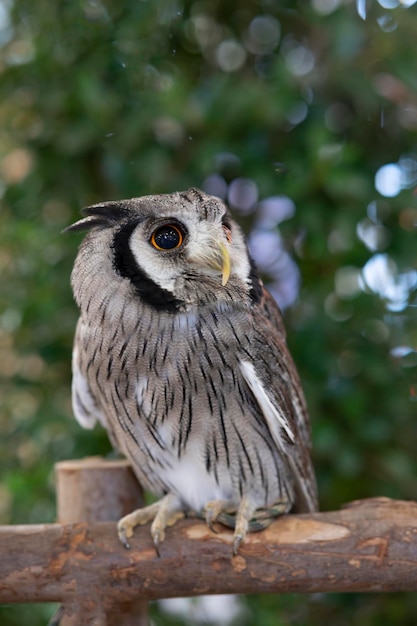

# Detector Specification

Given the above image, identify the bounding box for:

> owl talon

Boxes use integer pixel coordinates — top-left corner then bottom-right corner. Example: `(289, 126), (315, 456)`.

(204, 499), (237, 534)
(231, 496), (255, 554)
(233, 533), (244, 556)
(151, 531), (162, 558)
(117, 494), (184, 553)
(208, 521), (219, 534)
(117, 501), (159, 549)
(118, 530), (131, 550)
(205, 512), (219, 534)
(204, 507), (221, 533)
(150, 520), (166, 555)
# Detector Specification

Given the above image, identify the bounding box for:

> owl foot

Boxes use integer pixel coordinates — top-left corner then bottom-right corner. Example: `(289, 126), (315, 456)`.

(117, 493), (185, 554)
(248, 500), (291, 530)
(204, 499), (237, 533)
(204, 496), (256, 555)
(204, 497), (291, 554)
(232, 497), (257, 555)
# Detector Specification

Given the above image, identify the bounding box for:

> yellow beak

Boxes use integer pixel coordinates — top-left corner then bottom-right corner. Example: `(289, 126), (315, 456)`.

(188, 235), (231, 286)
(219, 242), (231, 286)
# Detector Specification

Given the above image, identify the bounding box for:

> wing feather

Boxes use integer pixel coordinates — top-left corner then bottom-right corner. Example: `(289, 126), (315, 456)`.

(72, 346), (103, 429)
(242, 287), (318, 512)
(71, 329), (123, 454)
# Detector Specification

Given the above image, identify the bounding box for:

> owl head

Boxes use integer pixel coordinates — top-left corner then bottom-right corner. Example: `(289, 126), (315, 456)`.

(66, 188), (258, 312)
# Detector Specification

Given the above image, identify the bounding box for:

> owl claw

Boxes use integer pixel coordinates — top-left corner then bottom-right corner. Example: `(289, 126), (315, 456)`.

(151, 531), (162, 558)
(232, 532), (245, 556)
(232, 498), (254, 555)
(204, 499), (237, 534)
(150, 520), (166, 557)
(118, 530), (131, 550)
(204, 508), (219, 534)
(203, 497), (256, 554)
(117, 501), (159, 549)
(117, 518), (135, 550)
(117, 494), (184, 555)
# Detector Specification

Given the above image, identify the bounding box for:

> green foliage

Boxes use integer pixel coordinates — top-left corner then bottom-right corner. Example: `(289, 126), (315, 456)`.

(1, 0), (417, 624)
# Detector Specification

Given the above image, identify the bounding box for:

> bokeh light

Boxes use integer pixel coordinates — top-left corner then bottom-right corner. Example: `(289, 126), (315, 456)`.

(375, 163), (403, 197)
(360, 254), (417, 311)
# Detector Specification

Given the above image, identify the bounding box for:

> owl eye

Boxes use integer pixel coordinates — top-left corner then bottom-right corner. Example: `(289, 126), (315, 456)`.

(151, 224), (184, 250)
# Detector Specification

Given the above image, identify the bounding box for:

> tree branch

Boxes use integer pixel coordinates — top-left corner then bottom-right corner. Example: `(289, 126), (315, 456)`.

(1, 497), (417, 608)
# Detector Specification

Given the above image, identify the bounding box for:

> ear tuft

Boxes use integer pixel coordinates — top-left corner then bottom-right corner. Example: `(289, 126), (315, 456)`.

(63, 202), (132, 233)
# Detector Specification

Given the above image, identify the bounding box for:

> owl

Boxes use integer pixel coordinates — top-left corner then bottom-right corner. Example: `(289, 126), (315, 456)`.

(67, 187), (318, 554)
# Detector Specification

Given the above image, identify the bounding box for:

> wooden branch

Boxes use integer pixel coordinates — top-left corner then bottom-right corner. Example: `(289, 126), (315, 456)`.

(1, 497), (417, 610)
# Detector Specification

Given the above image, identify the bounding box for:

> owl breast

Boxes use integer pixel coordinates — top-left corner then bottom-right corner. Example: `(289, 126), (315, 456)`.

(76, 299), (294, 513)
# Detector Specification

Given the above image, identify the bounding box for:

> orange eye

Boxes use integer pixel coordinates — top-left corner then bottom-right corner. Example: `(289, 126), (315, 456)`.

(151, 224), (184, 250)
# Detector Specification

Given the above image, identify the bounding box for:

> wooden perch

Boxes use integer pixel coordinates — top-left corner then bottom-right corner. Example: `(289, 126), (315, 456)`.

(1, 458), (417, 625)
(1, 496), (417, 611)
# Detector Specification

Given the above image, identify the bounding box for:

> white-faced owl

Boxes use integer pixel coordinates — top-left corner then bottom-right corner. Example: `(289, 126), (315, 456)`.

(67, 187), (318, 554)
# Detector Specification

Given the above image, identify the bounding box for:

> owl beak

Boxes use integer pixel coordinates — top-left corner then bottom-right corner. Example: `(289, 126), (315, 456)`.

(219, 242), (231, 286)
(189, 235), (231, 285)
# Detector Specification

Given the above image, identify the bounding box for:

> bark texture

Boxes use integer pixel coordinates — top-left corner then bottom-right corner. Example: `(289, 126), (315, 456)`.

(1, 496), (417, 612)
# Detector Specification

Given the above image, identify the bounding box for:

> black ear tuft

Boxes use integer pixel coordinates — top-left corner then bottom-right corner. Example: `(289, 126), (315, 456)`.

(63, 202), (131, 234)
(62, 216), (109, 233)
(80, 202), (131, 220)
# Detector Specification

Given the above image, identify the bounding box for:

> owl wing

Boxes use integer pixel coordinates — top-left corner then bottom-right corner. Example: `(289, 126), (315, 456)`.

(71, 321), (124, 454)
(71, 345), (105, 429)
(240, 287), (318, 513)
(253, 283), (288, 339)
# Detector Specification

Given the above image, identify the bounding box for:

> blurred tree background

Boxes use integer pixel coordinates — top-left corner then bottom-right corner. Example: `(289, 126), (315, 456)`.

(1, 0), (417, 623)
